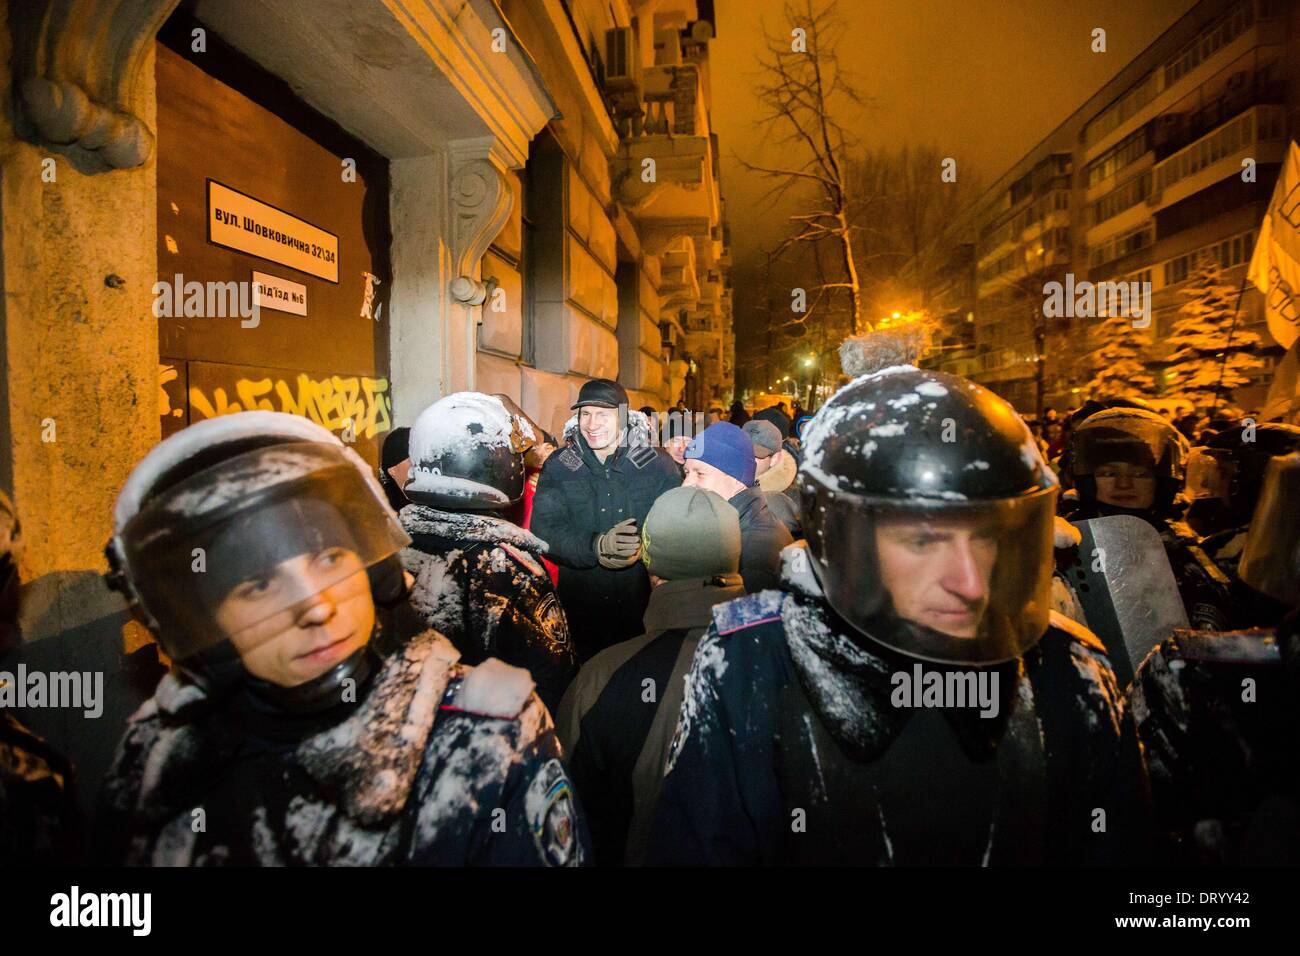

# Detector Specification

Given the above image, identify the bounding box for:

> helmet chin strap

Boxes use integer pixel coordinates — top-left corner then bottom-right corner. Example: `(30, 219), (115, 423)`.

(246, 645), (376, 715)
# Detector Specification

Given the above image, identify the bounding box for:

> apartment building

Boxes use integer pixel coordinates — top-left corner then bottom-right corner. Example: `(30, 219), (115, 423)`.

(921, 0), (1294, 413)
(1, 0), (732, 643)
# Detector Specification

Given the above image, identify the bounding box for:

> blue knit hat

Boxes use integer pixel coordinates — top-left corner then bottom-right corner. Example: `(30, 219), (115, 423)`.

(685, 421), (756, 486)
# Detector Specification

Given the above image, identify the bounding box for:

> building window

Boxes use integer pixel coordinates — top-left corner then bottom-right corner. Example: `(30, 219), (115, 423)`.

(1161, 228), (1257, 286)
(522, 128), (566, 368)
(1154, 110), (1259, 193)
(1085, 72), (1157, 146)
(1163, 2), (1253, 88)
(1085, 128), (1148, 187)
(1089, 224), (1153, 268)
(1091, 171), (1152, 225)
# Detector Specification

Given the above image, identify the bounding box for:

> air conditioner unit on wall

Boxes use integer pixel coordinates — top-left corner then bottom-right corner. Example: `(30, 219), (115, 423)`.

(604, 27), (642, 106)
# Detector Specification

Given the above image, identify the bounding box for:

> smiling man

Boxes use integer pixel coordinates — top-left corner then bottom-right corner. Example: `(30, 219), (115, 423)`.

(531, 379), (681, 661)
(97, 412), (587, 867)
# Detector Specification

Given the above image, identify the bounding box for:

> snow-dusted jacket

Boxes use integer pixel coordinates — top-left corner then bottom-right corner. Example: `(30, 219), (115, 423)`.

(531, 411), (682, 660)
(646, 545), (1150, 865)
(1128, 626), (1300, 864)
(97, 629), (588, 866)
(400, 504), (576, 713)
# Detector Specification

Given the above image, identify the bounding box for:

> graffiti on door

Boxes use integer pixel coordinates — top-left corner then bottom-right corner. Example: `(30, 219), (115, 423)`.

(189, 372), (393, 439)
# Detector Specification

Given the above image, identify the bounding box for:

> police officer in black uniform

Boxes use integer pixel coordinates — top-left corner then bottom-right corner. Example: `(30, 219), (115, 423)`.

(97, 411), (587, 866)
(1063, 407), (1231, 631)
(647, 367), (1150, 865)
(399, 392), (576, 713)
(1187, 421), (1300, 627)
(1129, 452), (1300, 865)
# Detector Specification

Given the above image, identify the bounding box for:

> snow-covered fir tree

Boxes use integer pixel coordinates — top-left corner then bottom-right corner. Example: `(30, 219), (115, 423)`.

(1162, 250), (1261, 409)
(1085, 311), (1155, 398)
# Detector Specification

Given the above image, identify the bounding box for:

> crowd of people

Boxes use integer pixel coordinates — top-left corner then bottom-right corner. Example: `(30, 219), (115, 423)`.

(2, 333), (1298, 867)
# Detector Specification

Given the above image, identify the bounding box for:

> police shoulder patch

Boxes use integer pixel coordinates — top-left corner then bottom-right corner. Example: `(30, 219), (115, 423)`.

(711, 589), (787, 636)
(499, 542), (545, 577)
(1047, 609), (1107, 655)
(525, 757), (582, 866)
(444, 658), (535, 719)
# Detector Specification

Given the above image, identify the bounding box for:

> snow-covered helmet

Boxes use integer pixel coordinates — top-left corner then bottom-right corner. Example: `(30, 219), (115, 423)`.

(1070, 407), (1189, 515)
(105, 412), (411, 693)
(404, 392), (532, 511)
(798, 367), (1058, 665)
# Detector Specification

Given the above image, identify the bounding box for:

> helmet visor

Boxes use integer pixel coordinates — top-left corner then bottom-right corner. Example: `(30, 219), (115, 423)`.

(119, 442), (410, 660)
(1073, 417), (1185, 479)
(808, 486), (1058, 664)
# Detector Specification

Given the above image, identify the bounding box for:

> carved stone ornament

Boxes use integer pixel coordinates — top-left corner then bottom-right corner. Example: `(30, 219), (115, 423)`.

(449, 154), (512, 302)
(11, 0), (181, 171)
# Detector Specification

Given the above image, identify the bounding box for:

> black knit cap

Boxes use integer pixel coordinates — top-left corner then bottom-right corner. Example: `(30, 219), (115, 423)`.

(571, 378), (628, 410)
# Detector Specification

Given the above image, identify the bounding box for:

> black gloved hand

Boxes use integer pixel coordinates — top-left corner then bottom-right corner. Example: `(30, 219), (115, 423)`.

(595, 518), (641, 569)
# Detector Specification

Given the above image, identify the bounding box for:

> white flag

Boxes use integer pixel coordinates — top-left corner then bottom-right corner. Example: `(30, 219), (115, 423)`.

(1248, 140), (1300, 349)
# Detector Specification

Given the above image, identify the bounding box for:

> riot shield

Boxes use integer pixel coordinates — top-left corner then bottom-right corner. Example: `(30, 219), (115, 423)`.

(1063, 515), (1189, 686)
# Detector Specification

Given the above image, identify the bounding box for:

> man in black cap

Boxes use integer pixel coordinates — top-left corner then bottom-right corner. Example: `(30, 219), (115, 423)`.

(531, 379), (681, 661)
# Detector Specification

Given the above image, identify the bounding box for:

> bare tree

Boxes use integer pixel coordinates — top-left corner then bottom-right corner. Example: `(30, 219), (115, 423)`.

(739, 0), (866, 334)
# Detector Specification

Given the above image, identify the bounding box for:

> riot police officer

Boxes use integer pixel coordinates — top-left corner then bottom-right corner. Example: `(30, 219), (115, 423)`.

(400, 392), (576, 713)
(647, 367), (1150, 865)
(97, 411), (587, 866)
(1064, 407), (1231, 631)
(1129, 452), (1300, 865)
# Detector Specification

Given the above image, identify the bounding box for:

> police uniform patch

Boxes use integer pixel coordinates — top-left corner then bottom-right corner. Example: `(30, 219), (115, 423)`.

(533, 592), (571, 651)
(525, 758), (581, 866)
(500, 542), (545, 577)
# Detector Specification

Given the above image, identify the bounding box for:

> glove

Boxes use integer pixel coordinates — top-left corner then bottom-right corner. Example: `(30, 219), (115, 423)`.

(1053, 516), (1082, 550)
(595, 518), (641, 569)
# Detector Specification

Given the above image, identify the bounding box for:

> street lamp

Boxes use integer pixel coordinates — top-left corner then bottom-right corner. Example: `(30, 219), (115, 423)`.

(803, 356), (814, 367)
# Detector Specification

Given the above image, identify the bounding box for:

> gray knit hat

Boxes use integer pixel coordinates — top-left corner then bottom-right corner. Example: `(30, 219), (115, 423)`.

(743, 420), (782, 458)
(641, 487), (741, 580)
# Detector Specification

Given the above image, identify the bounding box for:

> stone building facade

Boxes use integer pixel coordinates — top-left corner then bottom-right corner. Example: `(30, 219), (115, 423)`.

(0, 0), (733, 643)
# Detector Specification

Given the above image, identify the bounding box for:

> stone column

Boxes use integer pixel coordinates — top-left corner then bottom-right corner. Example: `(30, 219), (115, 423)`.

(2, 0), (177, 638)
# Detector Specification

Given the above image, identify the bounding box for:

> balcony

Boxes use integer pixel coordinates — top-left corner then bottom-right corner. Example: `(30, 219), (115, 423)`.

(660, 236), (700, 312)
(611, 63), (719, 248)
(1148, 104), (1286, 213)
